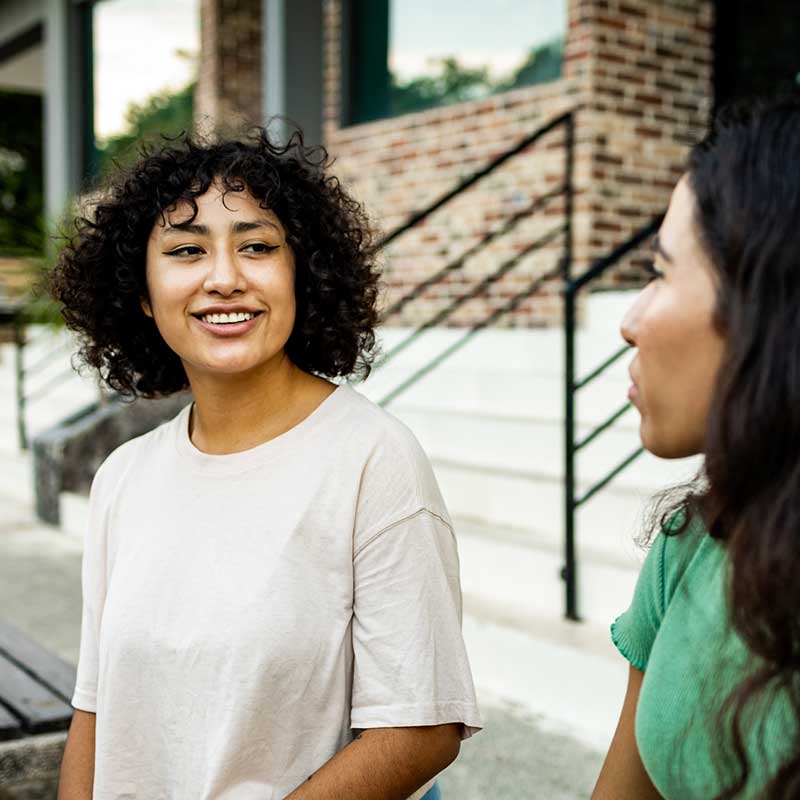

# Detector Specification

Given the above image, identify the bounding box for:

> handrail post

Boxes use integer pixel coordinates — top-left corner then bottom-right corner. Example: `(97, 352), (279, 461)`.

(563, 112), (575, 283)
(562, 111), (579, 621)
(14, 317), (27, 450)
(563, 282), (579, 621)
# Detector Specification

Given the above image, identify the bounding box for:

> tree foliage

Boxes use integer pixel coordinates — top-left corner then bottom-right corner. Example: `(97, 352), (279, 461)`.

(98, 82), (195, 174)
(0, 91), (44, 257)
(389, 37), (564, 117)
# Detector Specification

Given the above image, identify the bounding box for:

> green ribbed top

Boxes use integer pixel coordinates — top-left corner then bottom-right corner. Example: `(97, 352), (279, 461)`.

(611, 519), (793, 799)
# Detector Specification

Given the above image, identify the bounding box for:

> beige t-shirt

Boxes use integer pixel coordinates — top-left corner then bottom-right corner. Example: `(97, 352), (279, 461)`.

(72, 383), (481, 800)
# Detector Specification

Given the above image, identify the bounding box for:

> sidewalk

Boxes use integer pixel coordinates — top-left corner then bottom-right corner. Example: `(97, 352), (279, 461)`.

(0, 450), (613, 799)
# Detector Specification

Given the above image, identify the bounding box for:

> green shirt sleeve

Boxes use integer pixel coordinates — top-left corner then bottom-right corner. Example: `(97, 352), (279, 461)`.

(611, 516), (706, 671)
(611, 533), (668, 671)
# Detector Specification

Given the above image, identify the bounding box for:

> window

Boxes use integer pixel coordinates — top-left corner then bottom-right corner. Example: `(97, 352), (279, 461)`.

(345, 0), (566, 125)
(0, 26), (44, 256)
(93, 0), (199, 173)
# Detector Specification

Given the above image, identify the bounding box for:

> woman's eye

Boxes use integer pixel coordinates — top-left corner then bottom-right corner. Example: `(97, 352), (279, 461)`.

(166, 245), (204, 257)
(241, 242), (278, 254)
(644, 261), (664, 282)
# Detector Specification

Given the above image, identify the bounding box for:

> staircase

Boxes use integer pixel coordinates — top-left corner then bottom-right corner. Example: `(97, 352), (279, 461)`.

(0, 325), (98, 510)
(359, 291), (700, 627)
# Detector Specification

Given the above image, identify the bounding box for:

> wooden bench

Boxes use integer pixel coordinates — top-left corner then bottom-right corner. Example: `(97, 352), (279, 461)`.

(0, 622), (76, 798)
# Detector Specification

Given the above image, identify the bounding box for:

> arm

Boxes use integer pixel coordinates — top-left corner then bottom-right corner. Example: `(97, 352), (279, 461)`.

(284, 723), (461, 800)
(58, 709), (96, 799)
(592, 665), (661, 800)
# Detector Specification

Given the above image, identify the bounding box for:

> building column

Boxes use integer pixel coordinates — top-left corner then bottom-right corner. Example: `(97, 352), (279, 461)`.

(195, 0), (323, 144)
(265, 0), (323, 145)
(195, 0), (263, 133)
(43, 0), (92, 222)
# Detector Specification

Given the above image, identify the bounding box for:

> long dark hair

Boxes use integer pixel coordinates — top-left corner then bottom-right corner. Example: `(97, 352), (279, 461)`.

(649, 96), (800, 798)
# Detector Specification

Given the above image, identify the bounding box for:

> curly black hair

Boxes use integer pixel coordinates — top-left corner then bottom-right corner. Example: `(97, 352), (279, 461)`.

(50, 128), (380, 397)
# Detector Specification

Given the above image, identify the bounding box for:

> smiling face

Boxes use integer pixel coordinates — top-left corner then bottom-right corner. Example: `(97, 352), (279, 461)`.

(143, 183), (296, 385)
(620, 176), (726, 459)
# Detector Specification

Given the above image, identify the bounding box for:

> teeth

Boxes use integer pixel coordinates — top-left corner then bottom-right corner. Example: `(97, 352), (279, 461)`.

(202, 311), (255, 324)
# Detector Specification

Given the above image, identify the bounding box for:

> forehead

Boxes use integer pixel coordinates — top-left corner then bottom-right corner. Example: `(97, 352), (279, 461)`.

(659, 176), (699, 256)
(154, 183), (283, 231)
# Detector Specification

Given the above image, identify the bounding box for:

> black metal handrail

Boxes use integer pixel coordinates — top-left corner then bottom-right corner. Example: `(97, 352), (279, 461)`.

(373, 109), (578, 253)
(382, 186), (566, 321)
(375, 223), (566, 371)
(14, 323), (83, 450)
(562, 214), (664, 620)
(373, 109), (576, 408)
(379, 260), (565, 407)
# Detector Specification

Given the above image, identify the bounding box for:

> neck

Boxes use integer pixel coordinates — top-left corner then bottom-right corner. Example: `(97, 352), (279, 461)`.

(185, 352), (321, 454)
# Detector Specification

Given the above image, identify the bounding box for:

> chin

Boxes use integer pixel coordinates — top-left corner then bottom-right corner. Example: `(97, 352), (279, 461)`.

(640, 428), (702, 460)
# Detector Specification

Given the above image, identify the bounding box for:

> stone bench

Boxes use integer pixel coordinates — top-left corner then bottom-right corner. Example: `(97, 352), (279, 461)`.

(0, 623), (75, 799)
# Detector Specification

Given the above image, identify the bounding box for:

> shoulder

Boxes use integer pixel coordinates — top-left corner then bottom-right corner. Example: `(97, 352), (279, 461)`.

(89, 403), (189, 501)
(611, 512), (710, 670)
(338, 386), (451, 541)
(658, 513), (710, 610)
(339, 385), (436, 481)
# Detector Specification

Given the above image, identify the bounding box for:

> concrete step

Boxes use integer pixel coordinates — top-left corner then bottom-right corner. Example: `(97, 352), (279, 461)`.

(431, 452), (690, 554)
(461, 611), (625, 753)
(386, 402), (699, 492)
(361, 361), (632, 430)
(455, 515), (641, 628)
(0, 330), (98, 449)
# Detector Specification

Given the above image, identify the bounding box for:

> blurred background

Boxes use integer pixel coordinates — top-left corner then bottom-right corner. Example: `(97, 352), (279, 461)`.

(0, 1), (799, 797)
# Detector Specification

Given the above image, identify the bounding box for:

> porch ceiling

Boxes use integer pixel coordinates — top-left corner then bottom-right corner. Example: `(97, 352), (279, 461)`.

(0, 43), (43, 93)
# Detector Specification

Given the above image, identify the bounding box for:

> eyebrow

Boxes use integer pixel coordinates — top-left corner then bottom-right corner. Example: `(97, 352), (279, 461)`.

(653, 235), (674, 264)
(164, 219), (281, 235)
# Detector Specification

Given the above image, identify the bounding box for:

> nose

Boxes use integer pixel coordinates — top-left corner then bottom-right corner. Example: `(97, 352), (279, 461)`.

(203, 250), (245, 296)
(620, 295), (640, 348)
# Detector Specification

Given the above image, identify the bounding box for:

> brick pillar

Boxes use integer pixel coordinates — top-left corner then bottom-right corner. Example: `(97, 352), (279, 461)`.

(575, 0), (714, 282)
(195, 0), (263, 133)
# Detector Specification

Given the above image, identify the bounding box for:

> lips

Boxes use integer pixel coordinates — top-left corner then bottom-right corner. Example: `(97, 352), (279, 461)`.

(192, 312), (263, 337)
(628, 364), (640, 406)
(191, 306), (263, 318)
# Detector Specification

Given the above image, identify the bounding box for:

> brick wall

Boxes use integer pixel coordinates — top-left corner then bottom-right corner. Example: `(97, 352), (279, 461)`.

(195, 0), (263, 132)
(321, 0), (713, 327)
(321, 0), (588, 328)
(578, 0), (713, 284)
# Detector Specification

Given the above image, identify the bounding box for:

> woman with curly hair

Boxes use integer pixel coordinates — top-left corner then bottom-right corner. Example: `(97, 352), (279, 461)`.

(593, 96), (800, 799)
(54, 130), (481, 800)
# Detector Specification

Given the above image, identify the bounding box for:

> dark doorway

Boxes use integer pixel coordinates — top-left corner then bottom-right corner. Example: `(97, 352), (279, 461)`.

(715, 0), (800, 110)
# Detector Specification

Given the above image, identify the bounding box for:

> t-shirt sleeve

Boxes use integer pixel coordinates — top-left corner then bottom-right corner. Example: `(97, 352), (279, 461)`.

(611, 533), (668, 671)
(611, 516), (706, 671)
(350, 508), (482, 738)
(71, 444), (133, 712)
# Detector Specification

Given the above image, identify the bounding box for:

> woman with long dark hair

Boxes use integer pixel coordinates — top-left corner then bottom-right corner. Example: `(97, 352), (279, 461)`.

(593, 96), (800, 799)
(53, 130), (480, 799)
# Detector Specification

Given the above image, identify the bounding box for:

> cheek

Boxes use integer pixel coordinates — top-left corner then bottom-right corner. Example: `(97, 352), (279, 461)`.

(262, 265), (297, 317)
(637, 302), (722, 455)
(147, 269), (195, 313)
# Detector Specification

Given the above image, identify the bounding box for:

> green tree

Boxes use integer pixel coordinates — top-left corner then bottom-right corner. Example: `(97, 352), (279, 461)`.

(387, 39), (564, 119)
(497, 38), (564, 93)
(98, 81), (195, 174)
(390, 57), (494, 116)
(0, 91), (44, 257)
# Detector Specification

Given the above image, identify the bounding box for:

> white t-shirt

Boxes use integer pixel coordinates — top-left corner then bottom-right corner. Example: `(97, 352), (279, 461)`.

(73, 383), (481, 800)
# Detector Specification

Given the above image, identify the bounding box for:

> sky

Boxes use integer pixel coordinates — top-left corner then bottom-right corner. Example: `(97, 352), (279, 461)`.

(390, 0), (566, 80)
(91, 0), (565, 139)
(93, 0), (199, 140)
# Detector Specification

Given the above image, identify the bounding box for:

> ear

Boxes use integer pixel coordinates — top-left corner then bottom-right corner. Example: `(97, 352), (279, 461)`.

(140, 297), (153, 318)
